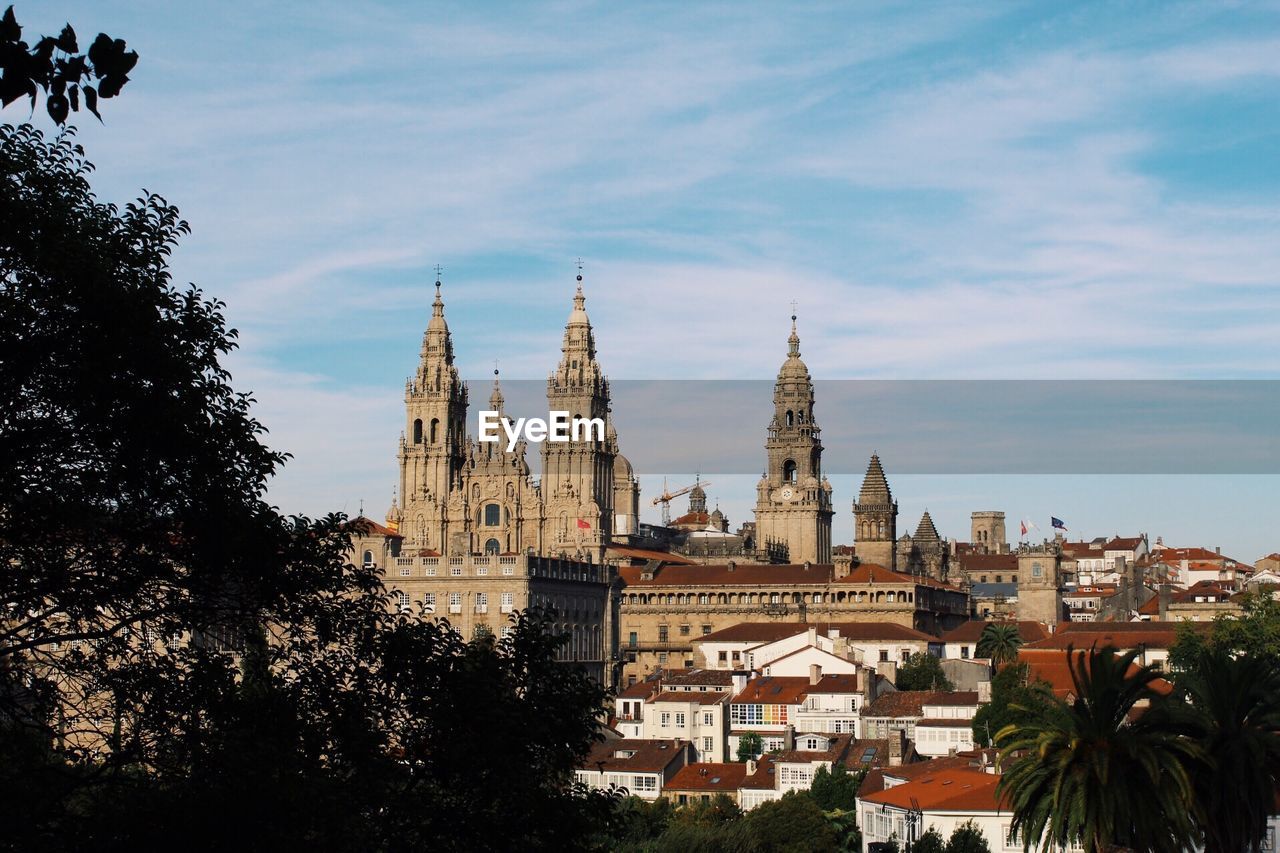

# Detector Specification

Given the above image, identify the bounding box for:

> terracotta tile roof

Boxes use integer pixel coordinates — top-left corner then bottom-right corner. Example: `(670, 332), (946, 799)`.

(730, 676), (812, 706)
(862, 767), (1007, 813)
(956, 553), (1019, 573)
(665, 762), (748, 792)
(580, 739), (689, 774)
(865, 691), (979, 718)
(741, 755), (780, 790)
(619, 562), (834, 587)
(1016, 648), (1173, 699)
(882, 750), (999, 783)
(939, 620), (1050, 645)
(672, 511), (712, 527)
(617, 680), (660, 699)
(659, 669), (738, 687)
(808, 673), (862, 694)
(840, 563), (962, 591)
(696, 621), (934, 644)
(1105, 536), (1146, 551)
(843, 738), (892, 768)
(347, 516), (403, 538)
(1026, 621), (1210, 650)
(859, 768), (886, 796)
(1154, 546), (1243, 564)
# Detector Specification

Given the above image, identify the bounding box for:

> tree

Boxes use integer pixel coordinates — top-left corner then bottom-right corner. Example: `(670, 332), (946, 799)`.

(745, 791), (838, 852)
(995, 646), (1200, 853)
(808, 762), (862, 812)
(736, 731), (764, 762)
(895, 653), (953, 691)
(0, 6), (137, 124)
(974, 623), (1022, 666)
(908, 827), (945, 853)
(970, 662), (1055, 748)
(0, 122), (615, 851)
(1161, 645), (1280, 853)
(1171, 589), (1280, 670)
(944, 821), (991, 853)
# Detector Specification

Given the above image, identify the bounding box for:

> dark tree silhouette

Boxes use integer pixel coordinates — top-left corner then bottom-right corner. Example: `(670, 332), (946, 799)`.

(0, 6), (136, 123)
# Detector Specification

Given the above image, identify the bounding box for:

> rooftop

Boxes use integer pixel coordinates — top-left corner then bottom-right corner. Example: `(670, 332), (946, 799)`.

(580, 739), (689, 774)
(861, 767), (1007, 813)
(938, 620), (1050, 645)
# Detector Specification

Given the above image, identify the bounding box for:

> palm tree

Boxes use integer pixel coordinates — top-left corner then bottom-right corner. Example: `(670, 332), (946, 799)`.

(1160, 645), (1280, 853)
(976, 622), (1023, 666)
(995, 645), (1201, 853)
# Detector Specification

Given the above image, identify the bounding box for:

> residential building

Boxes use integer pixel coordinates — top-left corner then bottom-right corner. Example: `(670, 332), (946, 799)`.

(938, 620), (1049, 661)
(862, 691), (980, 744)
(575, 739), (691, 801)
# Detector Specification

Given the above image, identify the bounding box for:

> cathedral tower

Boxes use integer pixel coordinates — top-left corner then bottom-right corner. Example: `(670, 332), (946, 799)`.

(853, 454), (898, 570)
(398, 277), (468, 551)
(753, 314), (833, 563)
(542, 273), (617, 560)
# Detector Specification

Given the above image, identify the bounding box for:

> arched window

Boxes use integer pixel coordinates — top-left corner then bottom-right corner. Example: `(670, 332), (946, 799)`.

(413, 419), (423, 444)
(429, 418), (439, 443)
(785, 410), (794, 427)
(878, 521), (886, 537)
(484, 503), (501, 527)
(783, 460), (797, 483)
(361, 550), (374, 568)
(484, 538), (500, 555)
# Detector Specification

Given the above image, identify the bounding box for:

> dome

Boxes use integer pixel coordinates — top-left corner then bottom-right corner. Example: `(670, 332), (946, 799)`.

(613, 453), (634, 479)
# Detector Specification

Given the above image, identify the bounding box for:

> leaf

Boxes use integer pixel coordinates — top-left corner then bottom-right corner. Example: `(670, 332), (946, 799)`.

(83, 84), (100, 119)
(98, 73), (126, 99)
(87, 32), (111, 68)
(68, 83), (78, 112)
(46, 91), (68, 124)
(0, 6), (19, 42)
(56, 23), (77, 54)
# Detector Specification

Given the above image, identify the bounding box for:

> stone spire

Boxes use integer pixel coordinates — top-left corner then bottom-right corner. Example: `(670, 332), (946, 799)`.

(914, 510), (940, 542)
(418, 277), (456, 380)
(858, 454), (893, 504)
(489, 367), (505, 413)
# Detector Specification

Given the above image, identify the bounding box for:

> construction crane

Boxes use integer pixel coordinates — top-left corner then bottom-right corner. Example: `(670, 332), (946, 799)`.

(650, 476), (711, 527)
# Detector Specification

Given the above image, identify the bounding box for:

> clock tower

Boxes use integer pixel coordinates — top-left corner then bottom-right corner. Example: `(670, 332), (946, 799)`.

(753, 313), (833, 563)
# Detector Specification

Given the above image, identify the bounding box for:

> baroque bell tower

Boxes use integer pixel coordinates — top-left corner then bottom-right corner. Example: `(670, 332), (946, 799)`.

(753, 312), (833, 563)
(541, 271), (617, 560)
(398, 275), (468, 552)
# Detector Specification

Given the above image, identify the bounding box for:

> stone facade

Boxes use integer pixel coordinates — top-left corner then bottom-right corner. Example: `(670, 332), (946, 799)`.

(852, 454), (898, 570)
(753, 316), (833, 564)
(1016, 543), (1066, 628)
(969, 511), (1008, 554)
(389, 275), (640, 562)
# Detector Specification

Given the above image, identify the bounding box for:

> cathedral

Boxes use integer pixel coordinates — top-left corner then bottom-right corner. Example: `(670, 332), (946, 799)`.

(385, 273), (640, 562)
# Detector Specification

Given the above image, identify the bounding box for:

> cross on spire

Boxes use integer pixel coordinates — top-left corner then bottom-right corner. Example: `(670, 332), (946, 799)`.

(790, 299), (798, 320)
(434, 263), (444, 282)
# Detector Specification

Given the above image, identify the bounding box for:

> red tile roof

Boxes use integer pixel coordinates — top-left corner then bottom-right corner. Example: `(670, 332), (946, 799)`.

(1026, 621), (1208, 650)
(606, 545), (697, 565)
(939, 620), (1050, 645)
(347, 516), (403, 538)
(659, 669), (738, 687)
(665, 762), (748, 792)
(619, 562), (834, 587)
(861, 767), (1007, 813)
(1016, 648), (1174, 699)
(730, 676), (812, 706)
(580, 739), (689, 773)
(955, 553), (1019, 573)
(651, 690), (730, 705)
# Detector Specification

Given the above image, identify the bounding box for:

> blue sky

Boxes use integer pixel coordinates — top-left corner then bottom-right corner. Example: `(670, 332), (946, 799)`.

(15, 1), (1280, 560)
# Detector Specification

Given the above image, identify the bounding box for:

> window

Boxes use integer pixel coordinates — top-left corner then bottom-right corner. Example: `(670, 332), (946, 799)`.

(702, 712), (713, 726)
(475, 592), (487, 613)
(702, 737), (713, 752)
(362, 550), (375, 568)
(484, 538), (500, 555)
(1032, 561), (1044, 578)
(426, 565), (437, 576)
(448, 592), (461, 612)
(658, 653), (667, 664)
(413, 419), (423, 444)
(660, 712), (671, 727)
(450, 564), (462, 576)
(879, 649), (889, 662)
(702, 624), (712, 635)
(501, 591), (514, 612)
(675, 713), (686, 728)
(484, 503), (500, 527)
(631, 775), (656, 792)
(628, 631), (638, 648)
(393, 590), (411, 613)
(718, 651), (728, 663)
(680, 624), (690, 636)
(783, 459), (797, 482)
(900, 649), (910, 663)
(961, 645), (970, 659)
(658, 625), (669, 643)
(399, 566), (410, 577)
(422, 593), (436, 614)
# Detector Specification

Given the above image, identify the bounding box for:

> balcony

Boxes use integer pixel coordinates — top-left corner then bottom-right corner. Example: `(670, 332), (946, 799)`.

(500, 604), (514, 614)
(448, 605), (462, 614)
(474, 605), (489, 614)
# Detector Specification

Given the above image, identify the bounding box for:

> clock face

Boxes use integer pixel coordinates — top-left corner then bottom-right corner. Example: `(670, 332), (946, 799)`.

(780, 487), (794, 501)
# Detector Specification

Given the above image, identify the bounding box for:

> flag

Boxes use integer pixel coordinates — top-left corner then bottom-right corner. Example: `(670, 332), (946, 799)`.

(1020, 520), (1027, 537)
(576, 518), (591, 530)
(1020, 518), (1039, 537)
(1051, 517), (1067, 531)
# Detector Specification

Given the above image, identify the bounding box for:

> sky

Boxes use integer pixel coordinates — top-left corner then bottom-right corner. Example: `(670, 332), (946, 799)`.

(14, 1), (1280, 560)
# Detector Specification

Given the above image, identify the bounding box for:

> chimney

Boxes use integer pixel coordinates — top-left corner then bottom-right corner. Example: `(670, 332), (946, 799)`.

(732, 672), (748, 694)
(809, 664), (822, 686)
(746, 758), (758, 775)
(1215, 546), (1221, 555)
(888, 730), (903, 766)
(807, 626), (817, 645)
(727, 560), (735, 572)
(803, 561), (811, 571)
(1159, 583), (1171, 621)
(784, 725), (795, 751)
(861, 666), (876, 707)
